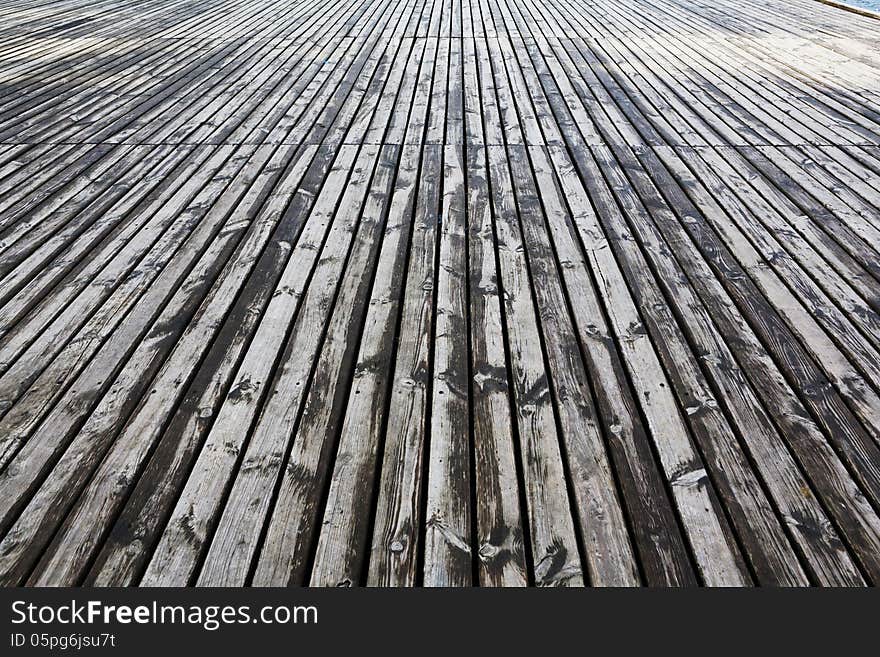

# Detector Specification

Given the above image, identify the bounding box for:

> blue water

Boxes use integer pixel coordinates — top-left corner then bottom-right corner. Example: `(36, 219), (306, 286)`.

(844, 0), (880, 12)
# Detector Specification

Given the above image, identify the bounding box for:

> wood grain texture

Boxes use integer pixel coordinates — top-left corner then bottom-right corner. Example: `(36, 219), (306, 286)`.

(2, 0), (880, 587)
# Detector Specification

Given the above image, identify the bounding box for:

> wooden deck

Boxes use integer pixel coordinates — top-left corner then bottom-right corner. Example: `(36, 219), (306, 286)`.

(1, 0), (880, 587)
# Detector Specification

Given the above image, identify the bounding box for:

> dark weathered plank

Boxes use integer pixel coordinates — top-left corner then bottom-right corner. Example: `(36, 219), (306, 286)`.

(2, 0), (880, 588)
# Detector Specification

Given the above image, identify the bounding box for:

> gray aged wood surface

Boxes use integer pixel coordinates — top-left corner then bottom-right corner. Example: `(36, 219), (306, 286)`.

(1, 0), (880, 586)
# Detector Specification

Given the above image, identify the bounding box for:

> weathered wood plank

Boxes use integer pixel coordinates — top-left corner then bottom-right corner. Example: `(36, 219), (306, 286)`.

(3, 0), (880, 588)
